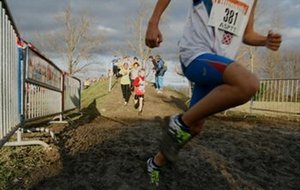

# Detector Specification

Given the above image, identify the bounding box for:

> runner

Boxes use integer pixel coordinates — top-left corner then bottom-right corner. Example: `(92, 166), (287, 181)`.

(145, 0), (282, 186)
(133, 69), (146, 115)
(130, 62), (140, 91)
(119, 62), (131, 105)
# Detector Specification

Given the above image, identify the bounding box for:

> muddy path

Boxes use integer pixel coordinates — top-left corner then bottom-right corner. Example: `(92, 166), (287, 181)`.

(31, 82), (300, 190)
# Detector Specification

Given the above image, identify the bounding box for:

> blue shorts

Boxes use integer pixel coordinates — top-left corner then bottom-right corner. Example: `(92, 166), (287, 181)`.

(182, 53), (234, 108)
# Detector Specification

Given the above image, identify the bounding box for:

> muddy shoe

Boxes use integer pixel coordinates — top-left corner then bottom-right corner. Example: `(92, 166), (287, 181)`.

(146, 157), (160, 186)
(160, 114), (192, 162)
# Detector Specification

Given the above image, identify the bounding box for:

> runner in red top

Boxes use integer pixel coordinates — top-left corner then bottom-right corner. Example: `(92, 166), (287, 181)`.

(133, 69), (146, 115)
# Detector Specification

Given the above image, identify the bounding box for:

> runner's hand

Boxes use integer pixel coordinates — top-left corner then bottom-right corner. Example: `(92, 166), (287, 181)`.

(145, 23), (163, 48)
(266, 30), (282, 51)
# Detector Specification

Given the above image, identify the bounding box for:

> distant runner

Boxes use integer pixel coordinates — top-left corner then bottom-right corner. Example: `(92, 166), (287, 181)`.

(133, 69), (146, 115)
(145, 0), (282, 186)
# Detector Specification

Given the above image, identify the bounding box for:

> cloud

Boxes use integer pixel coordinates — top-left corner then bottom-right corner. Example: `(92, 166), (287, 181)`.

(280, 27), (300, 49)
(97, 25), (118, 34)
(4, 0), (300, 82)
(283, 27), (300, 38)
(6, 0), (300, 60)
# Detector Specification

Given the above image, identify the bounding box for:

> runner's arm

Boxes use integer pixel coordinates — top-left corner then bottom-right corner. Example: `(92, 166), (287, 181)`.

(243, 0), (266, 46)
(145, 0), (171, 48)
(243, 0), (282, 51)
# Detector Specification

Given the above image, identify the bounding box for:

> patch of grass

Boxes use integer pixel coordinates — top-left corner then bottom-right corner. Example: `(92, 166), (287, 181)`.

(0, 146), (44, 190)
(81, 78), (117, 109)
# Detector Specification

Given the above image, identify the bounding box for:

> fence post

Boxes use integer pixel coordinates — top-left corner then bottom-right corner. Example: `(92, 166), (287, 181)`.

(0, 0), (22, 148)
(60, 72), (65, 121)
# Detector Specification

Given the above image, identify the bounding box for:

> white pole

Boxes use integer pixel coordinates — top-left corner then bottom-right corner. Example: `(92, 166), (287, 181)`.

(108, 61), (113, 92)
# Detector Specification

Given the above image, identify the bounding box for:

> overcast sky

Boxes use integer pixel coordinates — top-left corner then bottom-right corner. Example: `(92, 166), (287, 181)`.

(6, 0), (300, 79)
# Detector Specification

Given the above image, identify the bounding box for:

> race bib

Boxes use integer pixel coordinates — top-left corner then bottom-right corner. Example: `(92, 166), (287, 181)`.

(208, 0), (252, 36)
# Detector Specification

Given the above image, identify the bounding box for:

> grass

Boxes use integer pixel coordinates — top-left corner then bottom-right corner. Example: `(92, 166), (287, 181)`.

(81, 78), (117, 109)
(0, 146), (45, 190)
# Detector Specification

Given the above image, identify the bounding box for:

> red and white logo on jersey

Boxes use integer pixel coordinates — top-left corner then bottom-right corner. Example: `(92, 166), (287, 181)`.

(222, 32), (233, 45)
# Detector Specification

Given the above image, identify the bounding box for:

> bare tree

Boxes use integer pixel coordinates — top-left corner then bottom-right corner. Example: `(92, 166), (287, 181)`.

(260, 11), (284, 79)
(236, 45), (258, 73)
(236, 2), (291, 80)
(33, 5), (104, 76)
(236, 0), (264, 74)
(282, 49), (300, 78)
(127, 1), (152, 68)
(62, 6), (104, 75)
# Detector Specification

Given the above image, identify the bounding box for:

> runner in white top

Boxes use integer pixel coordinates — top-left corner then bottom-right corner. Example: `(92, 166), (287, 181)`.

(180, 0), (255, 66)
(145, 0), (282, 186)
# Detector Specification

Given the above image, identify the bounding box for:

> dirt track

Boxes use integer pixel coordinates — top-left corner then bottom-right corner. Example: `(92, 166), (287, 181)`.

(31, 82), (300, 190)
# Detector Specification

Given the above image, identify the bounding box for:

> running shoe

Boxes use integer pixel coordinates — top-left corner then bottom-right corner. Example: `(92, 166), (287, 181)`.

(146, 157), (160, 186)
(160, 114), (192, 162)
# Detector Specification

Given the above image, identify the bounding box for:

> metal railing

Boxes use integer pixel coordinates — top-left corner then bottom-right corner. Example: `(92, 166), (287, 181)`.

(24, 47), (64, 121)
(2, 45), (82, 148)
(0, 0), (21, 147)
(251, 78), (300, 115)
(0, 0), (81, 148)
(63, 74), (81, 112)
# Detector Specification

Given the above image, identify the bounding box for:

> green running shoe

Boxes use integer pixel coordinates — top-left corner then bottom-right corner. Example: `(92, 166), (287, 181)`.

(160, 114), (192, 162)
(146, 157), (160, 186)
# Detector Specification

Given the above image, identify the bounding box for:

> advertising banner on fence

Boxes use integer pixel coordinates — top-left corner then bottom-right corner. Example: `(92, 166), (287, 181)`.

(26, 48), (62, 90)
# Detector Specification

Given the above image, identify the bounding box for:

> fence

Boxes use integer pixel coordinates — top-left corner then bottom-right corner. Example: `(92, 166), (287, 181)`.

(1, 45), (81, 148)
(24, 47), (81, 122)
(229, 78), (300, 117)
(251, 78), (300, 115)
(63, 74), (81, 112)
(0, 0), (21, 148)
(24, 47), (64, 121)
(0, 0), (81, 148)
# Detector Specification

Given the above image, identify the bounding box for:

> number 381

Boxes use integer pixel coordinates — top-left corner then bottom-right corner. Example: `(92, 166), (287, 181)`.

(223, 8), (239, 25)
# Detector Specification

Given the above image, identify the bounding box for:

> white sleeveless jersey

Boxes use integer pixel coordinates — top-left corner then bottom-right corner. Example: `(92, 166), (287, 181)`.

(179, 0), (255, 67)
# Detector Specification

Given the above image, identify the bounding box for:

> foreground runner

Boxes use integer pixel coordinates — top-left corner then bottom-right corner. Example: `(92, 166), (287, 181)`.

(145, 0), (282, 186)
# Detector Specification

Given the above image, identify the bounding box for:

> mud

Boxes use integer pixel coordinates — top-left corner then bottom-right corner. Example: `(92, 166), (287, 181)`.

(28, 83), (300, 190)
